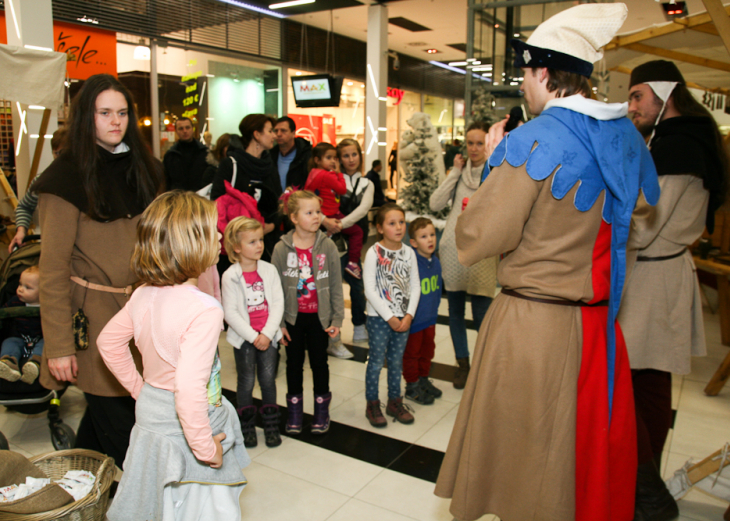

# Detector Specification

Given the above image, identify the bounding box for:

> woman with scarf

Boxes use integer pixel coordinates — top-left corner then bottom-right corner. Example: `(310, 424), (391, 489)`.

(34, 74), (164, 466)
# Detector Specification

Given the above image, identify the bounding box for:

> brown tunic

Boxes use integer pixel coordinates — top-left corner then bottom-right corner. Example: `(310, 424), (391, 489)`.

(38, 194), (142, 397)
(434, 161), (607, 521)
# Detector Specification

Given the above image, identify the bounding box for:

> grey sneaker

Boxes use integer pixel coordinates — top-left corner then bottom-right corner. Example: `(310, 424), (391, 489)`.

(405, 381), (435, 405)
(327, 339), (354, 359)
(352, 324), (368, 343)
(419, 377), (443, 398)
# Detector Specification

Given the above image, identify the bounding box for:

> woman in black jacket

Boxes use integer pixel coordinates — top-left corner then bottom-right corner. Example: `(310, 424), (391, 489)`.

(211, 114), (282, 265)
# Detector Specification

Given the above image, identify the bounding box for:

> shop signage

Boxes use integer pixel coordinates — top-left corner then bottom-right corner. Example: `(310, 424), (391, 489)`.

(387, 87), (405, 105)
(292, 78), (332, 101)
(0, 16), (117, 80)
(182, 60), (204, 119)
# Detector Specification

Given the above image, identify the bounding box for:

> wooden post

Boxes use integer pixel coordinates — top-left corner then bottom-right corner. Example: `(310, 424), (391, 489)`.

(27, 108), (52, 193)
(702, 0), (730, 58)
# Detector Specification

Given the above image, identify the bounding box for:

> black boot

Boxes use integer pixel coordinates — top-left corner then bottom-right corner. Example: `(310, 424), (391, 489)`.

(453, 357), (470, 390)
(634, 461), (679, 521)
(260, 404), (282, 447)
(238, 405), (258, 448)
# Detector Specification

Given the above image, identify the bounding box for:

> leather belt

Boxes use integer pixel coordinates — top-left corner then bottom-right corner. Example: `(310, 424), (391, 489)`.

(501, 288), (608, 307)
(636, 248), (686, 262)
(71, 276), (135, 298)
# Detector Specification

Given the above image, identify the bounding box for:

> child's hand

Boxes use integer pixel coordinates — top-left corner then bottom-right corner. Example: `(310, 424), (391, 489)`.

(397, 314), (413, 332)
(208, 432), (226, 468)
(326, 326), (340, 338)
(387, 317), (402, 331)
(253, 333), (271, 351)
(280, 327), (291, 346)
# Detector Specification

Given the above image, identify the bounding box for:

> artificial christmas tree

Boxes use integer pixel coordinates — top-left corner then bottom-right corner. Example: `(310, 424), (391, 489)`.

(399, 113), (449, 225)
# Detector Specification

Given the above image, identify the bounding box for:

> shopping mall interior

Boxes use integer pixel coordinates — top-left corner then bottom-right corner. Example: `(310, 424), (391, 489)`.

(1, 0), (730, 520)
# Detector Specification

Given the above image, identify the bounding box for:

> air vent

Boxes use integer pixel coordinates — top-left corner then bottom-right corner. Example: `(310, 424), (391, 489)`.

(388, 17), (431, 32)
(408, 42), (429, 47)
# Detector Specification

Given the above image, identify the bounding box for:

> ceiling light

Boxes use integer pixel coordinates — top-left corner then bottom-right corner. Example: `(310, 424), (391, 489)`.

(426, 49), (439, 54)
(514, 33), (520, 37)
(143, 118), (152, 126)
(295, 71), (302, 76)
(347, 82), (353, 86)
(164, 118), (170, 125)
(270, 0), (314, 8)
(360, 84), (365, 88)
(472, 67), (491, 71)
(448, 61), (468, 66)
(466, 58), (476, 62)
(134, 45), (150, 60)
(494, 24), (500, 28)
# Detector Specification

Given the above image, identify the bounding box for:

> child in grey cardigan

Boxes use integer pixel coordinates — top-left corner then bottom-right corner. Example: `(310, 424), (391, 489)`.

(271, 189), (344, 436)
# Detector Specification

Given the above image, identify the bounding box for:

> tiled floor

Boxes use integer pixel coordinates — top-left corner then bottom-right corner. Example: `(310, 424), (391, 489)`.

(2, 294), (730, 520)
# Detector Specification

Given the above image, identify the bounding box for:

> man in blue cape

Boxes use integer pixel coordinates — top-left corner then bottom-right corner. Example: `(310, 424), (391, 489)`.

(435, 4), (660, 521)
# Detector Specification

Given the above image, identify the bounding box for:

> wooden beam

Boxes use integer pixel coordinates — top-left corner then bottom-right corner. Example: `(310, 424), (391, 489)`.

(624, 42), (730, 72)
(609, 65), (730, 95)
(27, 108), (51, 194)
(702, 0), (730, 58)
(688, 22), (720, 35)
(606, 4), (730, 50)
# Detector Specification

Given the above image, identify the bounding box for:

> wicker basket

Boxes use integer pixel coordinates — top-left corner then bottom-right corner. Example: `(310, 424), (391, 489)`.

(0, 449), (115, 521)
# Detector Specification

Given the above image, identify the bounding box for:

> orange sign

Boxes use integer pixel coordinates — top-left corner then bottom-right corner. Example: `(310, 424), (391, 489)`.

(0, 16), (116, 80)
(53, 22), (117, 80)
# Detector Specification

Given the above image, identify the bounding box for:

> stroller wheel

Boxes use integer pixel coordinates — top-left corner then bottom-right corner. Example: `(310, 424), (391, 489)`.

(50, 422), (76, 450)
(0, 431), (8, 450)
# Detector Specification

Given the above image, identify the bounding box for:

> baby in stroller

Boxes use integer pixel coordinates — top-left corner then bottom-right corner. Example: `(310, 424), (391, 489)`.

(0, 266), (42, 384)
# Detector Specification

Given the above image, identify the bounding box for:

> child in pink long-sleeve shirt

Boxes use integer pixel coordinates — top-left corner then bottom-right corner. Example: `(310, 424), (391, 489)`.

(304, 142), (364, 279)
(98, 192), (249, 521)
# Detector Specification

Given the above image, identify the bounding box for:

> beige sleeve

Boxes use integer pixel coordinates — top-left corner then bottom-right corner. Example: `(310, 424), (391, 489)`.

(456, 163), (541, 267)
(38, 194), (80, 358)
(628, 175), (692, 251)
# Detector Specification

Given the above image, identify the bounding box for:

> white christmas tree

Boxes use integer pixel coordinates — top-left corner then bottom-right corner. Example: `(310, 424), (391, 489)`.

(400, 122), (449, 221)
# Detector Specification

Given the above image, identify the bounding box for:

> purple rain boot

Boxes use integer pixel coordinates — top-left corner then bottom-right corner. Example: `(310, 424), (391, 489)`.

(285, 393), (303, 434)
(311, 392), (332, 434)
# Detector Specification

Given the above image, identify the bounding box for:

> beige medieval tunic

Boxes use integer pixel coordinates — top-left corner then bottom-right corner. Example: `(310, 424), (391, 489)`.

(434, 160), (613, 521)
(619, 174), (708, 374)
(429, 160), (497, 297)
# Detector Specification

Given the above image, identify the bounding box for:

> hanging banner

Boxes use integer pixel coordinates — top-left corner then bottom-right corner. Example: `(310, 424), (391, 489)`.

(0, 16), (117, 80)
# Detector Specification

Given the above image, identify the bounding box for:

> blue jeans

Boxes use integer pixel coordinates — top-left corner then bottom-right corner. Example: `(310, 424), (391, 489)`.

(446, 291), (492, 360)
(1, 337), (43, 364)
(233, 341), (278, 408)
(340, 255), (366, 326)
(365, 316), (409, 401)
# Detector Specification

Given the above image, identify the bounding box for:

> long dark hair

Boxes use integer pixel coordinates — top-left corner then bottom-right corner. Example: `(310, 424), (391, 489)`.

(672, 84), (730, 203)
(67, 74), (163, 219)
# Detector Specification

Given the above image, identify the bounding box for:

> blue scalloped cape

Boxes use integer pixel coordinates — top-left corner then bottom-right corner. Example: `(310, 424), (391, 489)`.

(486, 107), (659, 417)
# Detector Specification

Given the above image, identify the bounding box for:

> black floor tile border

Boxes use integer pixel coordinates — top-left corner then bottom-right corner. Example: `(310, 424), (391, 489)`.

(222, 388), (446, 483)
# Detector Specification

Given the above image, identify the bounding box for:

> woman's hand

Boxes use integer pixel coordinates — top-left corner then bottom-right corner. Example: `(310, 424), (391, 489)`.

(48, 355), (78, 383)
(322, 217), (342, 234)
(453, 154), (465, 170)
(207, 432), (226, 468)
(253, 333), (271, 351)
(8, 226), (27, 253)
(280, 327), (291, 346)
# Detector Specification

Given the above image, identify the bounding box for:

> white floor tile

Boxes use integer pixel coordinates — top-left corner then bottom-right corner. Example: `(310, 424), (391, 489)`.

(254, 437), (383, 496)
(239, 461), (349, 521)
(354, 469), (455, 521)
(327, 498), (420, 521)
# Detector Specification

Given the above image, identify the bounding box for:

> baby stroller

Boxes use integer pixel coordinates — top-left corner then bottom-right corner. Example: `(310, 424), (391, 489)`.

(0, 235), (75, 451)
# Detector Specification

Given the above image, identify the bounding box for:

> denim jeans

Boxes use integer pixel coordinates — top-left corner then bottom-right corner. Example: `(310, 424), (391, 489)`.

(233, 341), (278, 408)
(0, 337), (44, 363)
(446, 290), (492, 360)
(365, 315), (409, 401)
(340, 255), (366, 326)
